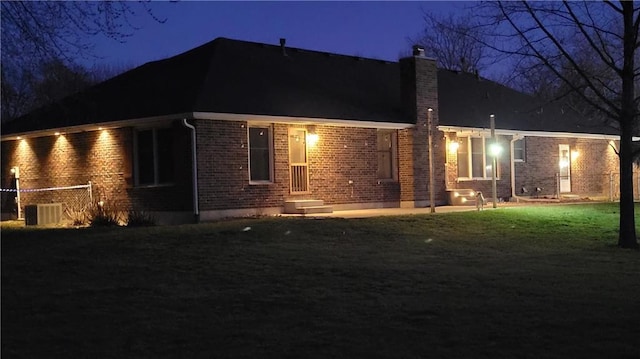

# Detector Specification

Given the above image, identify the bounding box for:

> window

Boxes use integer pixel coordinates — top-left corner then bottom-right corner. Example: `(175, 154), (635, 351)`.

(248, 125), (273, 182)
(457, 136), (500, 180)
(134, 127), (174, 186)
(377, 130), (397, 180)
(514, 138), (525, 162)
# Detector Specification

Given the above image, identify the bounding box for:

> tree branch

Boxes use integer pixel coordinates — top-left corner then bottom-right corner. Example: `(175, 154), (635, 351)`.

(519, 1), (621, 118)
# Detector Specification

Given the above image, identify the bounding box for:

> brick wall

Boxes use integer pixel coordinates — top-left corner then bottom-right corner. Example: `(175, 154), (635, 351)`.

(515, 137), (619, 197)
(443, 133), (623, 200)
(1, 119), (193, 220)
(196, 120), (289, 211)
(195, 120), (402, 211)
(307, 125), (400, 204)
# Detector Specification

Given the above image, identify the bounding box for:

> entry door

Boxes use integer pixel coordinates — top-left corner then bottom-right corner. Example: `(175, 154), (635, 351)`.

(289, 129), (309, 193)
(559, 144), (571, 193)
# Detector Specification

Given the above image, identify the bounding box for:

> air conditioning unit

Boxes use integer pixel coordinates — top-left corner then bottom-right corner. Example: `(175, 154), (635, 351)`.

(24, 203), (63, 226)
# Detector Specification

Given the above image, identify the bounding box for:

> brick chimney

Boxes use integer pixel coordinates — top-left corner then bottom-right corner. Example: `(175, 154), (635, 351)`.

(398, 46), (446, 207)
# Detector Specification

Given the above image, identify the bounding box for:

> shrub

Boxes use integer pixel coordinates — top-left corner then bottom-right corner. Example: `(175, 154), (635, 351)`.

(66, 206), (87, 226)
(126, 209), (156, 227)
(87, 200), (122, 227)
(65, 195), (90, 226)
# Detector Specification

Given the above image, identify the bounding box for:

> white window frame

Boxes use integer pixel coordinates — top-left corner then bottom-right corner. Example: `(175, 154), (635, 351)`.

(514, 138), (526, 162)
(377, 129), (398, 181)
(457, 135), (500, 181)
(133, 127), (174, 187)
(248, 124), (274, 184)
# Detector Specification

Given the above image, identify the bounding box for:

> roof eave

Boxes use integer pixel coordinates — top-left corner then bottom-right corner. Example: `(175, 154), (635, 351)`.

(438, 125), (628, 141)
(1, 111), (413, 141)
(193, 112), (414, 129)
(1, 112), (195, 141)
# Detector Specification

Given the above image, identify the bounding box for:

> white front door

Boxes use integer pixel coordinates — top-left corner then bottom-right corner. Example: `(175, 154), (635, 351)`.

(559, 144), (571, 193)
(289, 128), (310, 194)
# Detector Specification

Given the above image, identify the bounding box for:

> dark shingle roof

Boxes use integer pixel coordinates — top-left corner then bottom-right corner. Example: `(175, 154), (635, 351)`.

(437, 70), (619, 135)
(1, 37), (619, 137)
(2, 38), (403, 135)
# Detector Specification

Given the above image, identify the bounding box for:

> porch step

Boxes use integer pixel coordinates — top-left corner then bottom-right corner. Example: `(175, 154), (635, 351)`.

(284, 200), (333, 214)
(561, 194), (580, 199)
(447, 189), (479, 206)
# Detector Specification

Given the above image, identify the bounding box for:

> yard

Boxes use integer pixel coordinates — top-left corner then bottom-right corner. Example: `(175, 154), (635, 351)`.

(2, 204), (639, 358)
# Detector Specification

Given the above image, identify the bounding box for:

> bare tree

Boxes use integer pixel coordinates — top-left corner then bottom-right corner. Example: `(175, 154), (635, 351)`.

(409, 11), (493, 74)
(480, 1), (639, 249)
(0, 1), (164, 121)
(2, 60), (90, 121)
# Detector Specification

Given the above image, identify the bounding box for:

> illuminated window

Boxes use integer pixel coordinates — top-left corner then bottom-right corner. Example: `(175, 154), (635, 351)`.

(514, 138), (525, 162)
(134, 128), (173, 186)
(248, 125), (273, 182)
(377, 130), (398, 180)
(457, 136), (500, 180)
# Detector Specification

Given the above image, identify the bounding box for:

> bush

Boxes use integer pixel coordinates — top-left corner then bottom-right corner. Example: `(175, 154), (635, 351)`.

(87, 200), (122, 227)
(126, 209), (156, 227)
(67, 207), (87, 226)
(65, 196), (90, 226)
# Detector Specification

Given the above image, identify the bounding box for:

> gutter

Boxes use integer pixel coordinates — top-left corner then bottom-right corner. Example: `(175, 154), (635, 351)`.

(182, 119), (200, 221)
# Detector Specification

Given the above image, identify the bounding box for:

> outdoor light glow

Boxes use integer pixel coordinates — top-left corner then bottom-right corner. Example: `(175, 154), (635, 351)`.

(461, 197), (467, 203)
(559, 159), (569, 168)
(571, 150), (579, 159)
(98, 128), (111, 141)
(453, 191), (460, 197)
(449, 141), (459, 153)
(54, 132), (61, 136)
(306, 133), (319, 147)
(470, 191), (475, 196)
(16, 136), (22, 140)
(490, 143), (502, 156)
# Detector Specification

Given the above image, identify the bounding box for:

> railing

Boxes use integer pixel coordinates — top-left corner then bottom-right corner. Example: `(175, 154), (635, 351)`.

(604, 172), (640, 201)
(290, 164), (309, 193)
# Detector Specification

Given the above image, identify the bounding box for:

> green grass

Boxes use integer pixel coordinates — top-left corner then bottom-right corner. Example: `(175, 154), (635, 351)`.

(2, 203), (639, 358)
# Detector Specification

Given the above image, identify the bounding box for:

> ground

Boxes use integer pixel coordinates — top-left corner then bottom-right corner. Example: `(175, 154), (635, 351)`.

(2, 204), (639, 358)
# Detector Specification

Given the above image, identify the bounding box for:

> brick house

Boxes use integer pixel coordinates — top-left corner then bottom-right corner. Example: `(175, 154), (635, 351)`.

(0, 38), (630, 224)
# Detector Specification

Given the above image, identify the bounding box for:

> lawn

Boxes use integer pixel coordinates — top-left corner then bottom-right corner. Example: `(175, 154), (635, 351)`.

(2, 204), (639, 358)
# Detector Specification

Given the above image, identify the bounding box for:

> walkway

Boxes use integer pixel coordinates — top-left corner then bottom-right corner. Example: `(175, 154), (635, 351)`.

(287, 202), (526, 219)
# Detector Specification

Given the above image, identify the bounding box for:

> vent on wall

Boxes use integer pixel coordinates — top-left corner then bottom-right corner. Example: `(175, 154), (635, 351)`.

(24, 203), (63, 226)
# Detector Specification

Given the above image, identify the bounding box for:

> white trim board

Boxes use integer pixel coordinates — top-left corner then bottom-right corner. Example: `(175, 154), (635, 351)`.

(437, 125), (629, 141)
(192, 112), (413, 129)
(2, 111), (413, 141)
(1, 113), (191, 141)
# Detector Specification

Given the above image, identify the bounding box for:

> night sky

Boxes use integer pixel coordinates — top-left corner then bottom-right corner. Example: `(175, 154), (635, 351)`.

(86, 1), (468, 69)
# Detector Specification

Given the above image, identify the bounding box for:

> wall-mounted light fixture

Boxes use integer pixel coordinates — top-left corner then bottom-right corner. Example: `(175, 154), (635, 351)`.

(306, 126), (319, 147)
(448, 140), (459, 153)
(571, 150), (579, 160)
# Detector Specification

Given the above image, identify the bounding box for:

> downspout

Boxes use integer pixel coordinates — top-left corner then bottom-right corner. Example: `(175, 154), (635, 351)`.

(510, 135), (523, 202)
(182, 119), (199, 222)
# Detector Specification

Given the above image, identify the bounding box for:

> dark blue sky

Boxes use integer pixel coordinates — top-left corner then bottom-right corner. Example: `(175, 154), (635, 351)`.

(87, 1), (469, 69)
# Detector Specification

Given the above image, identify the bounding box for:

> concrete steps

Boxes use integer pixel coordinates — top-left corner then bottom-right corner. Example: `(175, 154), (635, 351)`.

(284, 199), (333, 214)
(447, 189), (479, 206)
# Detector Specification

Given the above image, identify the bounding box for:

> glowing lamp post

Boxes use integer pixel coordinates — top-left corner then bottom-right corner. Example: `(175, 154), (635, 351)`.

(427, 108), (435, 213)
(490, 114), (500, 209)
